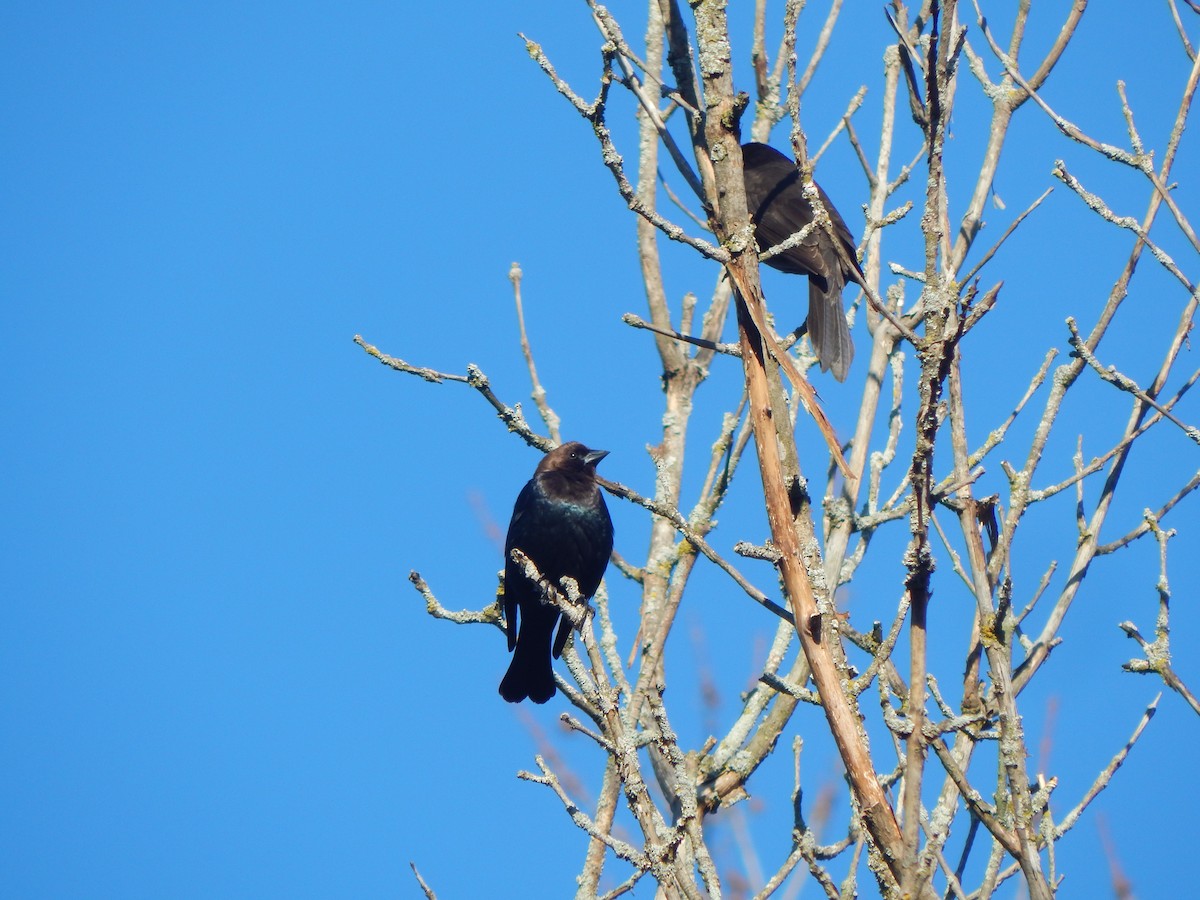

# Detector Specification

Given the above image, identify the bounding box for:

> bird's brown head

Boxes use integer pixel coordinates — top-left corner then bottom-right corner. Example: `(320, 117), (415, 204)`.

(536, 441), (609, 479)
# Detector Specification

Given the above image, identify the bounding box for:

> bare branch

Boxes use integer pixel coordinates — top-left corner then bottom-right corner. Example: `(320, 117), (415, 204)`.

(409, 862), (438, 900)
(1053, 697), (1160, 835)
(509, 262), (562, 443)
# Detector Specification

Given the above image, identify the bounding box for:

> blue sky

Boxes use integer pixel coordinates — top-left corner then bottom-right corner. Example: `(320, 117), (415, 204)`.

(3, 3), (1198, 897)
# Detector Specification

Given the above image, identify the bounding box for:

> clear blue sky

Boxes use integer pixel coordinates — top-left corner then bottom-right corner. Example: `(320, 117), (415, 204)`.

(3, 3), (1197, 898)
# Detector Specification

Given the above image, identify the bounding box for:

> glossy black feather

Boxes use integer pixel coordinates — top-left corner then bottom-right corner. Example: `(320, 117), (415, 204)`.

(741, 142), (863, 381)
(499, 442), (614, 704)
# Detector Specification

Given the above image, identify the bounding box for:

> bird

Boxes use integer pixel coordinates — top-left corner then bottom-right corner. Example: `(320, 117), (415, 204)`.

(740, 141), (864, 382)
(499, 442), (614, 704)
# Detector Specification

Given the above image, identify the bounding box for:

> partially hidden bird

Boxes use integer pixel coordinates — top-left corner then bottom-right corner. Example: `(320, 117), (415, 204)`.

(499, 442), (614, 704)
(740, 141), (864, 382)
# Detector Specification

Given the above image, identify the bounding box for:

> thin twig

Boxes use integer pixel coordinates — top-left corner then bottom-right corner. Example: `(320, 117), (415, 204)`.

(410, 862), (438, 900)
(510, 262), (563, 443)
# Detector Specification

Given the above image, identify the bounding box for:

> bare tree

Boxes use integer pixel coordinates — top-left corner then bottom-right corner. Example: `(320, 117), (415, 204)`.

(359, 2), (1199, 897)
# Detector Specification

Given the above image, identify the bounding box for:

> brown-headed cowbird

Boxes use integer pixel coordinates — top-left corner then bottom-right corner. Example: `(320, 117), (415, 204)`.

(741, 141), (864, 382)
(499, 442), (614, 704)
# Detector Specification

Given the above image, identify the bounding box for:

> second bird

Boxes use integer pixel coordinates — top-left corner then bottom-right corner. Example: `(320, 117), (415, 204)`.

(498, 442), (614, 704)
(741, 141), (864, 382)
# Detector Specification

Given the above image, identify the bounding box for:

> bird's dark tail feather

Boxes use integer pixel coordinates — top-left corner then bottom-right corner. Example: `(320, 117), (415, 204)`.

(808, 276), (853, 382)
(499, 637), (556, 704)
(551, 615), (573, 659)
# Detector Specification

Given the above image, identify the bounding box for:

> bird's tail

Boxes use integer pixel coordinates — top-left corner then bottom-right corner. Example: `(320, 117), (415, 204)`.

(808, 275), (854, 382)
(498, 635), (556, 704)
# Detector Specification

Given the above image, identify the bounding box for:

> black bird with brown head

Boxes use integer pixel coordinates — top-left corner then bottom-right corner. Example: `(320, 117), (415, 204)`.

(741, 141), (864, 382)
(499, 442), (614, 704)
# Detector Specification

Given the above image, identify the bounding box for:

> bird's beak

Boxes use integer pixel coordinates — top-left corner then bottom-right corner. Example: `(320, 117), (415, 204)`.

(584, 449), (609, 467)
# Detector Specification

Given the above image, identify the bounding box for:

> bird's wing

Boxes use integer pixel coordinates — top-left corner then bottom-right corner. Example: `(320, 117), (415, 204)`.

(815, 182), (865, 287)
(503, 479), (541, 650)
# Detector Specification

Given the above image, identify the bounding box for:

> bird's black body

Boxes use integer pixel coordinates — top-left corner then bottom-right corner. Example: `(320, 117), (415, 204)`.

(499, 442), (613, 704)
(741, 141), (863, 381)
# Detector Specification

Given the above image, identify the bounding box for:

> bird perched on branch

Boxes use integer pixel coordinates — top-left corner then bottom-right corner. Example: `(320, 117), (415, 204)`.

(499, 442), (613, 704)
(741, 141), (864, 382)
